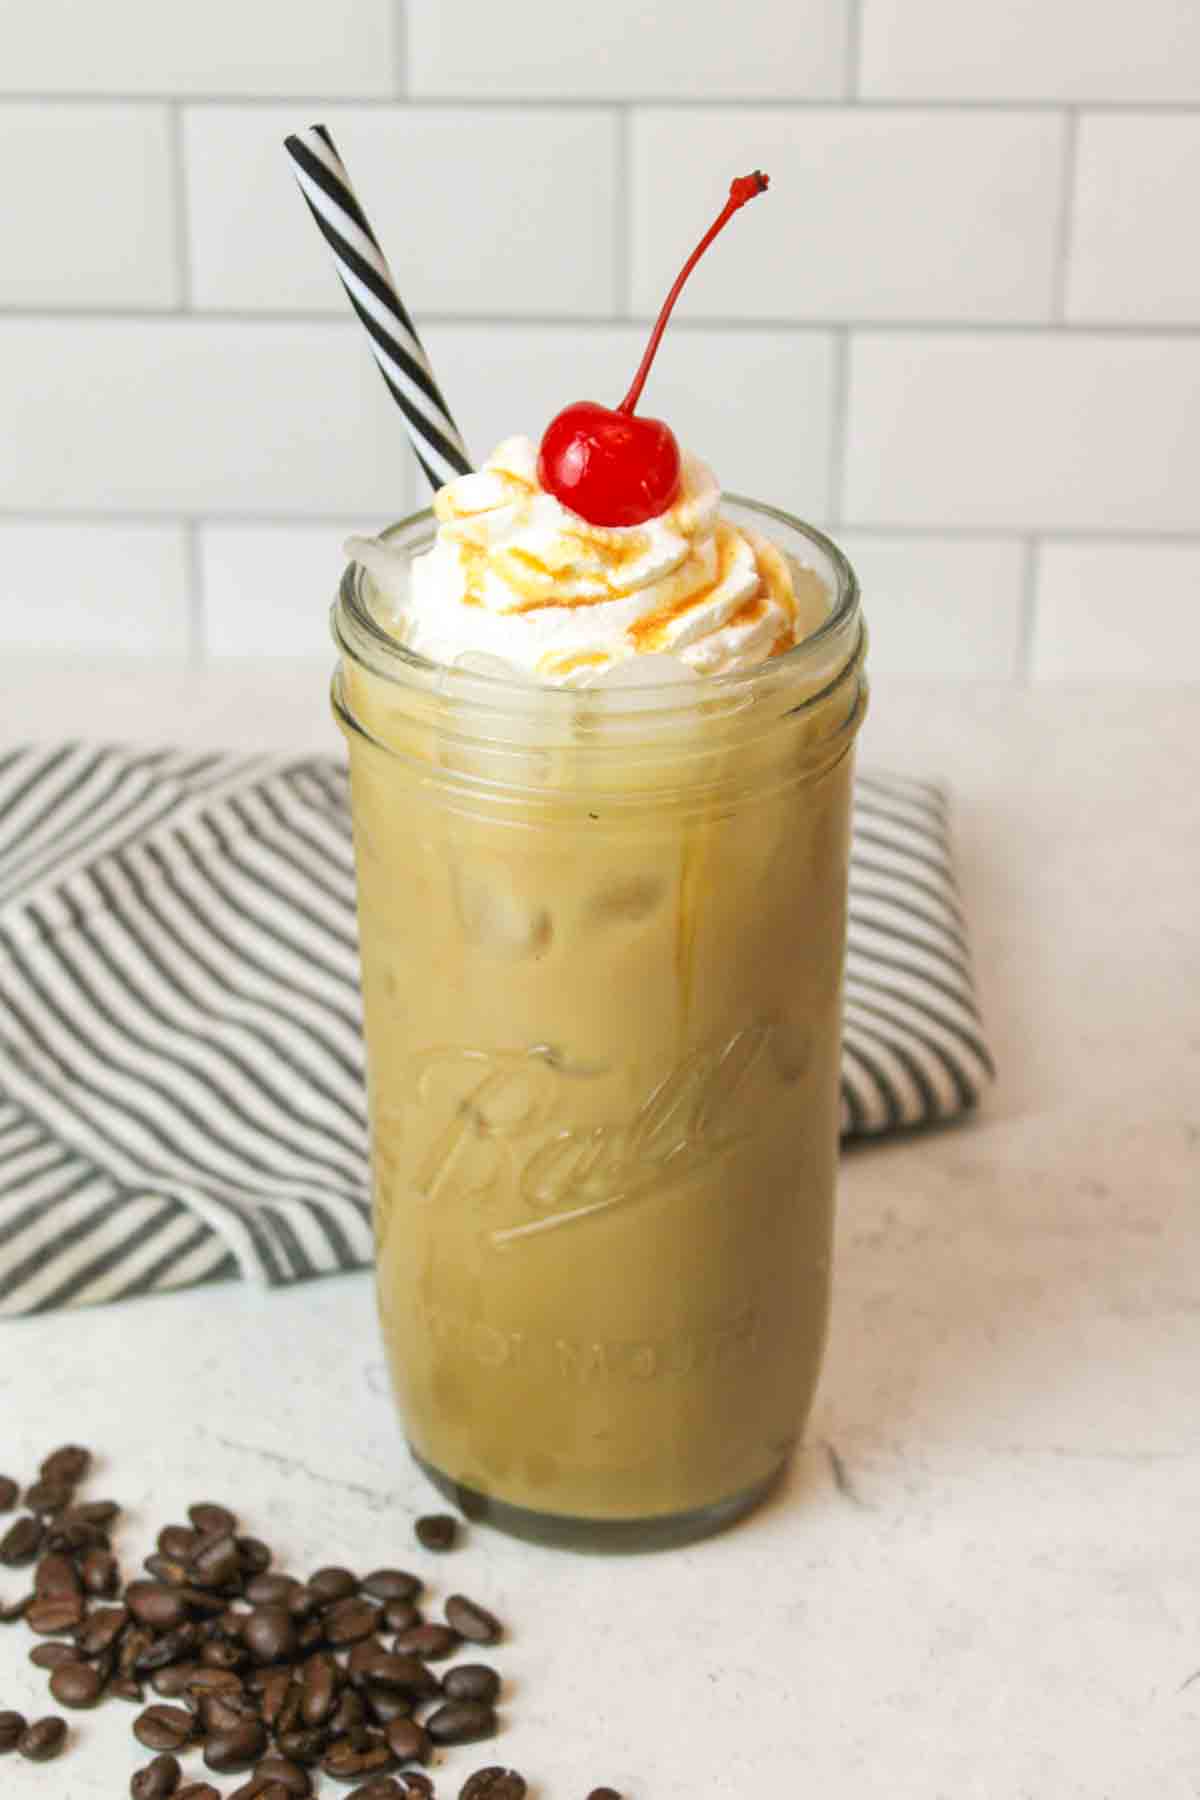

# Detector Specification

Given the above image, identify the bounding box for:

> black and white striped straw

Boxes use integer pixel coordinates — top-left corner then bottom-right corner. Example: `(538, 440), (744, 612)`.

(283, 123), (473, 492)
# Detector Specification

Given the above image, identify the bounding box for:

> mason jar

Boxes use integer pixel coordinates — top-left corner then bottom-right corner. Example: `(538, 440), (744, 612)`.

(332, 497), (867, 1549)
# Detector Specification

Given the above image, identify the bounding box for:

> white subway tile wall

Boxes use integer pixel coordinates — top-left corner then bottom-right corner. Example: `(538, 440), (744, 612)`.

(0, 0), (1196, 682)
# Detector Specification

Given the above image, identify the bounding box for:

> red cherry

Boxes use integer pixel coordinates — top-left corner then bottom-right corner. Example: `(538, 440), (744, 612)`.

(537, 171), (770, 528)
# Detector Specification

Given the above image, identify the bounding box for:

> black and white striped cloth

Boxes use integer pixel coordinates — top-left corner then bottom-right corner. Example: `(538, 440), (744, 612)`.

(0, 743), (992, 1317)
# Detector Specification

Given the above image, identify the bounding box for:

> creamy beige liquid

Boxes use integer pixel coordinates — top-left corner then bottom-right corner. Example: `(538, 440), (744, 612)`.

(338, 631), (860, 1526)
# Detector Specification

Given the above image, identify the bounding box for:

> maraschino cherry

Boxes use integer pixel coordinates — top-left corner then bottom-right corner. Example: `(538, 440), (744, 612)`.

(538, 171), (770, 528)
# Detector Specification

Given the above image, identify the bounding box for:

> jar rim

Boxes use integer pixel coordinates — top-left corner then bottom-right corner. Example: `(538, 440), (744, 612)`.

(332, 494), (861, 721)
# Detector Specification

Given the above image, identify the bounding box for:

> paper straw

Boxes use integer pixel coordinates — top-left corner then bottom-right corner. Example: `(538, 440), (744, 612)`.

(283, 123), (473, 491)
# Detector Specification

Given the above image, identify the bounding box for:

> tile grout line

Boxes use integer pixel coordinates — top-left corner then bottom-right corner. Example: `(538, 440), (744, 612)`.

(844, 0), (866, 101)
(826, 329), (852, 527)
(1018, 537), (1040, 684)
(615, 105), (631, 319)
(1052, 108), (1081, 322)
(167, 103), (193, 312)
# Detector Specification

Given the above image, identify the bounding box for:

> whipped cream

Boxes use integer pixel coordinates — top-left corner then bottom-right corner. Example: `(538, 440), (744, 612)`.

(348, 436), (827, 685)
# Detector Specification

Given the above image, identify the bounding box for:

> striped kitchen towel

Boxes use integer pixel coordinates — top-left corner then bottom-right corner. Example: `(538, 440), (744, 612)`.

(0, 743), (993, 1316)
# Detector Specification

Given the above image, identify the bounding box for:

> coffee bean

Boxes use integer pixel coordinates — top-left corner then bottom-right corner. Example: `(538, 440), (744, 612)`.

(135, 1704), (196, 1751)
(181, 1586), (230, 1618)
(23, 1479), (75, 1515)
(0, 1476), (19, 1512)
(324, 1597), (382, 1646)
(276, 1727), (328, 1764)
(441, 1665), (501, 1705)
(131, 1751), (183, 1798)
(244, 1604), (298, 1663)
(151, 1662), (201, 1698)
(322, 1732), (398, 1781)
(254, 1757), (313, 1795)
(363, 1685), (413, 1726)
(458, 1771), (526, 1800)
(0, 1514), (44, 1565)
(189, 1533), (242, 1590)
(392, 1623), (460, 1661)
(78, 1604), (130, 1656)
(28, 1592), (85, 1634)
(425, 1700), (497, 1745)
(395, 1776), (435, 1798)
(40, 1445), (92, 1486)
(189, 1503), (237, 1537)
(201, 1693), (259, 1736)
(245, 1574), (300, 1607)
(121, 1627), (158, 1676)
(0, 1709), (27, 1751)
(187, 1666), (245, 1699)
(127, 1582), (190, 1630)
(230, 1782), (293, 1800)
(159, 1526), (201, 1561)
(414, 1514), (458, 1552)
(81, 1546), (119, 1595)
(296, 1612), (325, 1652)
(50, 1660), (103, 1708)
(586, 1789), (623, 1799)
(30, 1640), (81, 1668)
(237, 1538), (273, 1576)
(256, 1667), (294, 1727)
(204, 1718), (268, 1772)
(144, 1554), (191, 1587)
(345, 1784), (408, 1800)
(277, 1681), (304, 1737)
(137, 1624), (200, 1671)
(200, 1633), (247, 1669)
(445, 1595), (502, 1646)
(0, 1592), (32, 1623)
(362, 1571), (422, 1603)
(33, 1550), (80, 1597)
(308, 1567), (359, 1604)
(19, 1714), (67, 1760)
(300, 1650), (341, 1724)
(63, 1498), (120, 1525)
(384, 1718), (431, 1765)
(177, 1785), (222, 1800)
(111, 1675), (146, 1703)
(45, 1517), (108, 1553)
(381, 1600), (421, 1634)
(330, 1689), (368, 1735)
(364, 1652), (439, 1694)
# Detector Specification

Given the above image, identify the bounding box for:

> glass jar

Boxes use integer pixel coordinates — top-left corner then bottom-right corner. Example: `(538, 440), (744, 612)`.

(333, 497), (867, 1549)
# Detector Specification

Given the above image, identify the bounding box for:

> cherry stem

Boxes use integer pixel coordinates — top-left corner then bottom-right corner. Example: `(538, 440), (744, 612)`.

(618, 171), (770, 417)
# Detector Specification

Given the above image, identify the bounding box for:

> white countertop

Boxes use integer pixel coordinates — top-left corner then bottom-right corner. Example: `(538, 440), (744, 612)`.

(2, 662), (1198, 1800)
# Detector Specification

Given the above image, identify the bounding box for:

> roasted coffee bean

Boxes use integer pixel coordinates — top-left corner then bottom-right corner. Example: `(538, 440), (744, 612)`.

(137, 1624), (200, 1672)
(361, 1652), (438, 1695)
(46, 1517), (108, 1553)
(384, 1718), (431, 1764)
(200, 1693), (259, 1736)
(80, 1546), (119, 1595)
(296, 1613), (325, 1653)
(200, 1633), (248, 1669)
(275, 1727), (328, 1765)
(77, 1604), (129, 1656)
(323, 1732), (398, 1782)
(345, 1783), (407, 1800)
(325, 1597), (381, 1646)
(330, 1688), (368, 1735)
(40, 1445), (91, 1485)
(253, 1758), (313, 1796)
(63, 1498), (120, 1525)
(0, 1709), (27, 1751)
(176, 1785), (221, 1800)
(49, 1660), (103, 1708)
(257, 1667), (294, 1727)
(180, 1586), (230, 1619)
(0, 1475), (19, 1512)
(392, 1623), (459, 1661)
(245, 1574), (299, 1606)
(277, 1681), (304, 1737)
(445, 1595), (502, 1646)
(23, 1479), (75, 1515)
(441, 1665), (500, 1705)
(362, 1570), (422, 1604)
(347, 1640), (387, 1682)
(189, 1533), (242, 1590)
(28, 1592), (86, 1634)
(0, 1513), (44, 1564)
(394, 1776), (435, 1798)
(34, 1550), (80, 1597)
(204, 1718), (268, 1772)
(363, 1685), (412, 1727)
(380, 1600), (421, 1634)
(230, 1782), (292, 1800)
(127, 1581), (190, 1630)
(121, 1627), (158, 1676)
(30, 1639), (81, 1668)
(414, 1514), (458, 1552)
(242, 1603), (298, 1663)
(144, 1553), (191, 1587)
(160, 1526), (202, 1560)
(0, 1592), (33, 1623)
(131, 1751), (183, 1799)
(111, 1675), (146, 1703)
(18, 1714), (67, 1760)
(300, 1650), (341, 1725)
(238, 1538), (272, 1575)
(189, 1503), (237, 1536)
(187, 1666), (245, 1699)
(585, 1789), (622, 1799)
(425, 1700), (497, 1745)
(135, 1703), (196, 1751)
(458, 1771), (526, 1800)
(151, 1662), (201, 1698)
(308, 1567), (359, 1604)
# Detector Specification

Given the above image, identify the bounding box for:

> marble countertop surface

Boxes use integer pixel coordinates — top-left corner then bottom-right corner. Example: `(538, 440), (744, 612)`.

(2, 663), (1198, 1799)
